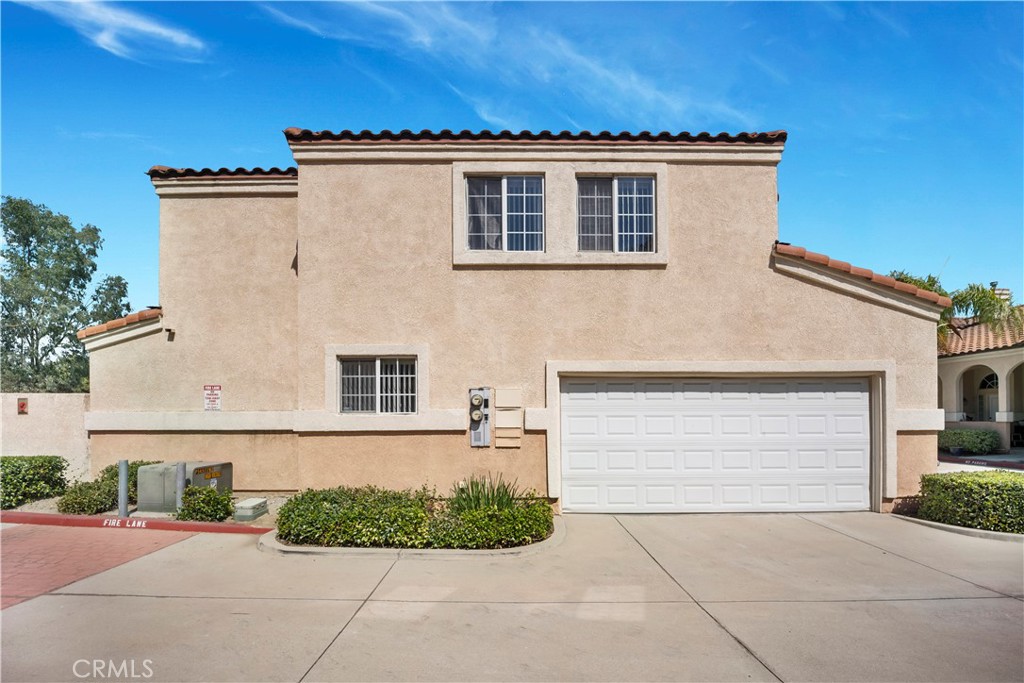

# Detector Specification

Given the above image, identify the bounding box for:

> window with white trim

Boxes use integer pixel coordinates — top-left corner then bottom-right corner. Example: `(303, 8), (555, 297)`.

(467, 175), (544, 251)
(339, 357), (417, 414)
(577, 176), (655, 252)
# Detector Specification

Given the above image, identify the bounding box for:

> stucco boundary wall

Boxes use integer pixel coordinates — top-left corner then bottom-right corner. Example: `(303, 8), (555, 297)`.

(1, 393), (90, 481)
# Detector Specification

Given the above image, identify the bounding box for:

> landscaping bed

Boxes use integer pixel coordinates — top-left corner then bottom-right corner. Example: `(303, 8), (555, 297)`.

(276, 478), (554, 550)
(913, 471), (1024, 534)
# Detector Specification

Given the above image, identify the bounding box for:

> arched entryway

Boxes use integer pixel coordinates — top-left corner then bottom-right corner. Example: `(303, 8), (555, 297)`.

(958, 364), (998, 421)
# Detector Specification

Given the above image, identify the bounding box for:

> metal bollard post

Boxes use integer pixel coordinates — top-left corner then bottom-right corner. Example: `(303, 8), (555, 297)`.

(175, 462), (186, 511)
(117, 459), (128, 517)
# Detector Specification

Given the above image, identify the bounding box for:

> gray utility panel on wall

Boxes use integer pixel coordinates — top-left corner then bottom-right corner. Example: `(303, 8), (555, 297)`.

(137, 461), (233, 513)
(469, 387), (491, 447)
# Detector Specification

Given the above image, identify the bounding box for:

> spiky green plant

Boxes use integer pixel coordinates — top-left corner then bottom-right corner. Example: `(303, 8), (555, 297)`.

(448, 473), (522, 513)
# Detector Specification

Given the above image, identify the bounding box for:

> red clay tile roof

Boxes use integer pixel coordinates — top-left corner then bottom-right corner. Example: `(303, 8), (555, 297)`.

(78, 308), (162, 340)
(148, 166), (297, 179)
(773, 243), (953, 308)
(941, 313), (1024, 357)
(283, 128), (788, 145)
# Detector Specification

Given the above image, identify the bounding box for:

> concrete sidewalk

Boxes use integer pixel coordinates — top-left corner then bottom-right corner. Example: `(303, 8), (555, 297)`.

(1, 513), (1021, 682)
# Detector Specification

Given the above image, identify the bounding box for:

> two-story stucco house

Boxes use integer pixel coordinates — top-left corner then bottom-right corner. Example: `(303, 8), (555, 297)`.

(79, 128), (951, 513)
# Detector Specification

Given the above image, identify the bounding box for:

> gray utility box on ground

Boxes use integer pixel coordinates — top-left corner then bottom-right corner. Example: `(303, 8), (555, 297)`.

(137, 461), (233, 513)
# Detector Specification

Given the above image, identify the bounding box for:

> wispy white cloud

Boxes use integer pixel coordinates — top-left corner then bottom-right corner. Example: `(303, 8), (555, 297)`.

(447, 84), (521, 131)
(57, 127), (148, 141)
(262, 1), (752, 130)
(748, 54), (789, 85)
(17, 0), (206, 61)
(864, 5), (910, 38)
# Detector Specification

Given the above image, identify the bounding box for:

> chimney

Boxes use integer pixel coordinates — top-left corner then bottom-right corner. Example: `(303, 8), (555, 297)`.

(990, 281), (1012, 302)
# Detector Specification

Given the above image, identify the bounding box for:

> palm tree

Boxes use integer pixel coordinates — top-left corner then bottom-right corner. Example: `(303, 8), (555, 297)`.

(890, 272), (1024, 351)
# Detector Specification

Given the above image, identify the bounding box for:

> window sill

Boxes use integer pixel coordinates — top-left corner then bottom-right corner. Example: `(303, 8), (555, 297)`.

(453, 250), (668, 267)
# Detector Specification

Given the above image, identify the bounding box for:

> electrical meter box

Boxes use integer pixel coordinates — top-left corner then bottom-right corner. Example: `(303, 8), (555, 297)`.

(137, 461), (233, 513)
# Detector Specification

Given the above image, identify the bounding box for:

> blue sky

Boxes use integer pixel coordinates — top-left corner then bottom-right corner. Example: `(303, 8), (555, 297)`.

(2, 1), (1021, 310)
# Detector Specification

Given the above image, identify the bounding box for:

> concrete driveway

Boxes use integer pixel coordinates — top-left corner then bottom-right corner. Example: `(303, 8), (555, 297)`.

(2, 513), (1021, 682)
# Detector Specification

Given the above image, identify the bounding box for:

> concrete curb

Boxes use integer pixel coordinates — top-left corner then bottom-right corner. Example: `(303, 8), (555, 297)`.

(0, 510), (272, 535)
(892, 513), (1023, 543)
(257, 515), (566, 558)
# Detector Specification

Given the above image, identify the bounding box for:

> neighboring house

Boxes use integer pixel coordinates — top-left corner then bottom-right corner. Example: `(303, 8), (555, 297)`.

(79, 128), (951, 513)
(937, 308), (1024, 449)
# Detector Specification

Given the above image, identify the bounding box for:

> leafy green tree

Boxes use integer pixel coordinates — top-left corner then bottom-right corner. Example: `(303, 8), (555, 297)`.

(1, 196), (131, 392)
(90, 275), (132, 326)
(890, 270), (1024, 350)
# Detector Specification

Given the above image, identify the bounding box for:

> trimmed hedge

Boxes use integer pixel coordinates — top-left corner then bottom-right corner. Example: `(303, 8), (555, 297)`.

(176, 485), (234, 522)
(0, 456), (69, 509)
(276, 484), (553, 549)
(277, 486), (432, 548)
(57, 479), (118, 515)
(56, 459), (160, 515)
(917, 471), (1024, 534)
(938, 429), (1001, 455)
(428, 501), (553, 549)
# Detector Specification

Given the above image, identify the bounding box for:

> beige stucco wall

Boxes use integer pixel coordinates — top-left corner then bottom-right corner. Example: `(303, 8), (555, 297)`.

(296, 160), (938, 413)
(1, 393), (90, 481)
(89, 194), (298, 412)
(895, 431), (937, 498)
(85, 143), (943, 500)
(89, 431), (547, 493)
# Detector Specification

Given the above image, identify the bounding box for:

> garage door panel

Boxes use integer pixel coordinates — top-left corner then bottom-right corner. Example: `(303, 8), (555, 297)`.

(560, 478), (872, 512)
(561, 377), (871, 513)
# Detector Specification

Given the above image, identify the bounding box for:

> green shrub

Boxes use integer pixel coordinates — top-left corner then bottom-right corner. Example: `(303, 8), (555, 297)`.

(276, 486), (431, 547)
(917, 471), (1024, 534)
(448, 473), (522, 513)
(938, 429), (1001, 454)
(98, 460), (159, 504)
(176, 485), (235, 522)
(57, 479), (118, 515)
(276, 483), (553, 550)
(428, 499), (553, 549)
(1, 456), (69, 509)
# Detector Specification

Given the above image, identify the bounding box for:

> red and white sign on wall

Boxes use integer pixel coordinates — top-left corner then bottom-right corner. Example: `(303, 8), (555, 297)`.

(203, 385), (222, 411)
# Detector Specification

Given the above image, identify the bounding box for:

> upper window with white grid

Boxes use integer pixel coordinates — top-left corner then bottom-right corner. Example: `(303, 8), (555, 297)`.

(577, 176), (655, 253)
(467, 175), (544, 251)
(339, 357), (417, 414)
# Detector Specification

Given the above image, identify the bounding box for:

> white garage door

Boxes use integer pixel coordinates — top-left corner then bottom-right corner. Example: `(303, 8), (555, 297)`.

(560, 377), (871, 512)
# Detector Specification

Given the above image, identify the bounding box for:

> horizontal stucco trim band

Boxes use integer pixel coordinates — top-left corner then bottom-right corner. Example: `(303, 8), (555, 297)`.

(292, 409), (465, 432)
(773, 255), (944, 321)
(85, 409), (466, 432)
(894, 409), (945, 431)
(152, 179), (298, 198)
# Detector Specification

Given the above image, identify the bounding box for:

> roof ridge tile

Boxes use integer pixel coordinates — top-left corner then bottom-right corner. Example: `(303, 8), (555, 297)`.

(773, 242), (953, 308)
(78, 308), (162, 340)
(147, 166), (297, 180)
(282, 128), (788, 145)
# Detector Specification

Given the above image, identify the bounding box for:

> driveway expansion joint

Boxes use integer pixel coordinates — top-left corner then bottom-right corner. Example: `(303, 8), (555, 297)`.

(796, 514), (1018, 600)
(297, 558), (398, 683)
(613, 515), (785, 683)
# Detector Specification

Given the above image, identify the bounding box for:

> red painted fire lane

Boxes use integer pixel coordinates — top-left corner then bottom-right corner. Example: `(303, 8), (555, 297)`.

(0, 511), (271, 534)
(0, 524), (195, 609)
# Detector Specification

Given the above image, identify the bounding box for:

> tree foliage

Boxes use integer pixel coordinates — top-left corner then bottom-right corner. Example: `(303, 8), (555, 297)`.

(890, 270), (1024, 350)
(1, 196), (131, 392)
